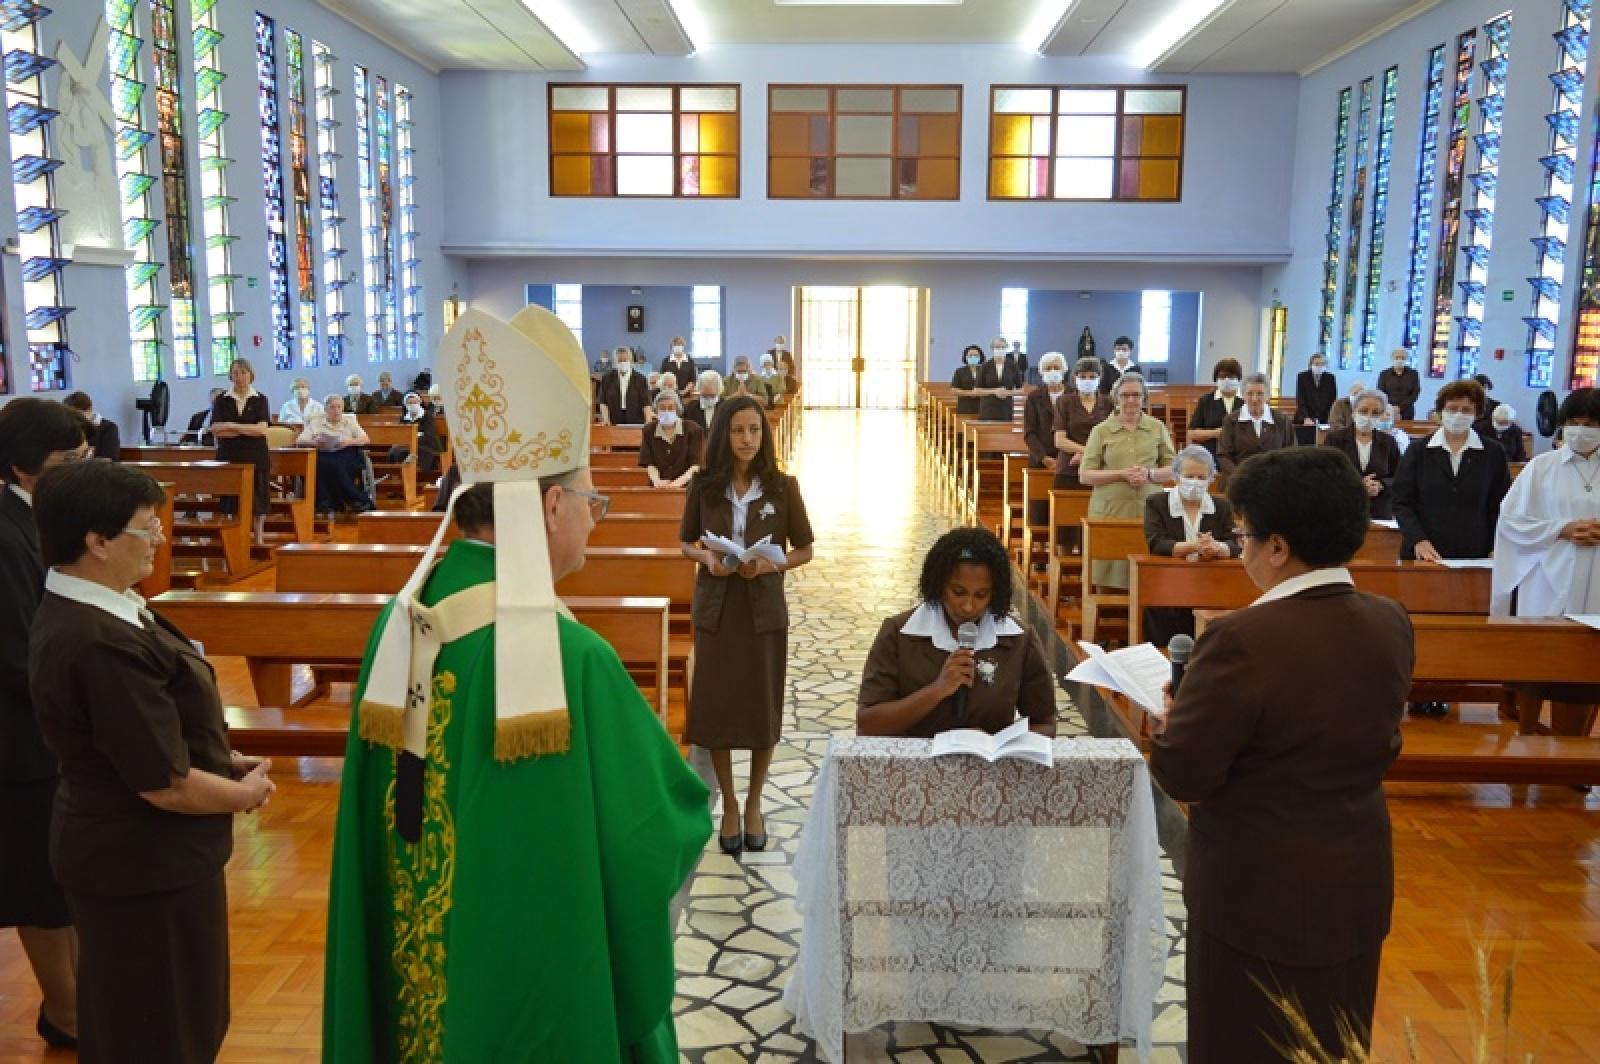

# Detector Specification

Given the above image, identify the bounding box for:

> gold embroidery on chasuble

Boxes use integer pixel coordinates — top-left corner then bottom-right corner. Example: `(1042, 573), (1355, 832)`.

(385, 671), (458, 1062)
(452, 327), (575, 476)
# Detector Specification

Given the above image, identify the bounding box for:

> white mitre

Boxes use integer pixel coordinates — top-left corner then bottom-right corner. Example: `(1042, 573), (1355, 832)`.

(359, 305), (591, 762)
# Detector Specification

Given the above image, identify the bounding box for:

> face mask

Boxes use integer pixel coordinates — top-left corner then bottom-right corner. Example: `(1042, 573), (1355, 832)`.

(735, 371), (749, 382)
(1075, 377), (1099, 395)
(347, 384), (361, 395)
(1492, 420), (1511, 434)
(1177, 477), (1209, 502)
(761, 361), (774, 373)
(774, 342), (786, 352)
(405, 403), (423, 416)
(1353, 414), (1377, 433)
(1114, 351), (1131, 364)
(297, 387), (310, 400)
(991, 349), (1006, 361)
(617, 361), (632, 373)
(658, 410), (679, 429)
(1311, 365), (1325, 377)
(1441, 411), (1475, 433)
(1217, 378), (1239, 394)
(1563, 425), (1600, 453)
(672, 345), (685, 355)
(1378, 417), (1394, 432)
(965, 355), (981, 367)
(701, 396), (718, 410)
(1042, 370), (1064, 387)
(1392, 359), (1408, 371)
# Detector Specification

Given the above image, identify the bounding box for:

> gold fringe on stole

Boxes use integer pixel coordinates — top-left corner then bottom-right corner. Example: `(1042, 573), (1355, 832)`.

(359, 700), (407, 749)
(494, 708), (571, 761)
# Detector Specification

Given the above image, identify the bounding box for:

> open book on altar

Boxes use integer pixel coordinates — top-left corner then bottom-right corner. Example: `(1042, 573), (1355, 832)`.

(930, 716), (1053, 766)
(1066, 641), (1170, 718)
(701, 532), (788, 568)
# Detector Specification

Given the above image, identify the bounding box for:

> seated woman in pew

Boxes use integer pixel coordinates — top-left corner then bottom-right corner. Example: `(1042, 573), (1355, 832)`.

(1479, 403), (1528, 463)
(1491, 387), (1600, 735)
(1141, 445), (1240, 646)
(1217, 372), (1295, 479)
(639, 389), (703, 489)
(297, 395), (373, 516)
(397, 391), (441, 476)
(1186, 358), (1243, 456)
(857, 527), (1055, 739)
(1322, 388), (1401, 520)
(276, 378), (322, 427)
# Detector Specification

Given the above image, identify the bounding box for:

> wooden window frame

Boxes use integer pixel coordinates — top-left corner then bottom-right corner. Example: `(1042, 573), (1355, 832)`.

(547, 82), (741, 199)
(766, 83), (963, 201)
(986, 84), (1187, 203)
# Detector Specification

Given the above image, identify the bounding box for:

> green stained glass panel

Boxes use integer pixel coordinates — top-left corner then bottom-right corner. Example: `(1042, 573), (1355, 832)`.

(109, 29), (139, 74)
(128, 260), (161, 287)
(191, 0), (220, 17)
(131, 304), (167, 329)
(117, 127), (153, 158)
(124, 216), (159, 243)
(206, 232), (238, 249)
(202, 193), (235, 209)
(195, 65), (224, 97)
(121, 171), (156, 201)
(108, 0), (138, 31)
(192, 26), (222, 60)
(200, 154), (233, 170)
(197, 107), (227, 136)
(112, 79), (146, 123)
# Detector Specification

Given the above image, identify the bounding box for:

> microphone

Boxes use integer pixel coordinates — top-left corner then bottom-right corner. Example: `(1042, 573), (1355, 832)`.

(953, 622), (979, 723)
(1168, 634), (1195, 699)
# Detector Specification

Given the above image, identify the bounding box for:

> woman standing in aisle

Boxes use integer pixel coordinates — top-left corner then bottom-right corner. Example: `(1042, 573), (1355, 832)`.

(679, 396), (814, 857)
(211, 359), (272, 546)
(1078, 372), (1175, 588)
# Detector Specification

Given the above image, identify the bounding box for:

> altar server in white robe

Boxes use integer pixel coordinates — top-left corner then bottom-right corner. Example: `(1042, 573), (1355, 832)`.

(1491, 387), (1600, 736)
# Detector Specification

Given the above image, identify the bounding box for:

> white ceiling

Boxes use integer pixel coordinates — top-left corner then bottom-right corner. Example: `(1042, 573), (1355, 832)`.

(317, 0), (1444, 75)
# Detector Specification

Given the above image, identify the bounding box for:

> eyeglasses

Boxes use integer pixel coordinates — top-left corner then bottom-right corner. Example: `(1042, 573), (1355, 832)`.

(1231, 527), (1270, 541)
(566, 488), (610, 522)
(121, 517), (164, 541)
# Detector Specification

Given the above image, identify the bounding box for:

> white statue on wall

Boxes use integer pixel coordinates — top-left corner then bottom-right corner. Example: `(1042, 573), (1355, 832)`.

(54, 17), (126, 256)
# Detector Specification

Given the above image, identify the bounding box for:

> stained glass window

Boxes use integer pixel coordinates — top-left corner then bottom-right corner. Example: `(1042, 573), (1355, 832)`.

(1570, 27), (1600, 386)
(355, 64), (384, 361)
(255, 13), (292, 369)
(1317, 88), (1352, 354)
(1338, 78), (1374, 370)
(285, 29), (316, 368)
(193, 0), (238, 375)
(107, 0), (164, 383)
(1359, 68), (1399, 372)
(770, 85), (958, 200)
(374, 76), (399, 360)
(1530, 1), (1589, 388)
(313, 41), (347, 367)
(1428, 31), (1477, 379)
(1403, 46), (1447, 351)
(395, 85), (421, 361)
(5, 0), (70, 390)
(551, 84), (740, 198)
(151, 0), (198, 377)
(1455, 14), (1512, 380)
(990, 85), (1183, 202)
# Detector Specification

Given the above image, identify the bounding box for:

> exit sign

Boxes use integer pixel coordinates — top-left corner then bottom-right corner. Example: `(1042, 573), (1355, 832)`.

(1501, 289), (1515, 301)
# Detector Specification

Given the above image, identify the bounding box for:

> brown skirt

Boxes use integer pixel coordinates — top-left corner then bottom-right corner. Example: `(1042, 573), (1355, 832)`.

(686, 577), (787, 750)
(0, 778), (70, 929)
(70, 870), (230, 1064)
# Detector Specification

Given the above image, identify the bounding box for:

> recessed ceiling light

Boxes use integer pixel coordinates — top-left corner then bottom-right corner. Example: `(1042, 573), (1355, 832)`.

(1130, 0), (1226, 67)
(1021, 0), (1075, 52)
(519, 0), (595, 55)
(774, 0), (964, 6)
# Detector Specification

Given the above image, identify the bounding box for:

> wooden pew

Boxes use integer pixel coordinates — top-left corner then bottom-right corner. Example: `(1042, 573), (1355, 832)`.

(354, 490), (687, 545)
(267, 447), (318, 544)
(363, 422), (418, 508)
(591, 450), (642, 470)
(962, 421), (1025, 524)
(1044, 489), (1092, 627)
(1014, 463), (1054, 579)
(122, 461), (260, 585)
(592, 424), (644, 451)
(136, 482), (176, 599)
(1357, 521), (1403, 562)
(593, 468), (651, 489)
(1078, 517), (1146, 644)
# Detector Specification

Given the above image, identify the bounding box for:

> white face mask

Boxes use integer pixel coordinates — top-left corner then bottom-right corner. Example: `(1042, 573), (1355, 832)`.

(1563, 424), (1600, 453)
(1177, 477), (1209, 502)
(1311, 364), (1325, 377)
(617, 361), (632, 373)
(773, 342), (786, 351)
(991, 349), (1007, 361)
(1075, 377), (1099, 395)
(735, 371), (749, 382)
(1217, 378), (1240, 394)
(761, 360), (775, 373)
(1441, 411), (1475, 433)
(1041, 370), (1064, 386)
(672, 344), (685, 355)
(1353, 413), (1377, 433)
(348, 383), (361, 394)
(1114, 350), (1131, 364)
(1392, 359), (1408, 371)
(657, 410), (679, 429)
(296, 387), (310, 400)
(1492, 419), (1511, 433)
(701, 395), (718, 407)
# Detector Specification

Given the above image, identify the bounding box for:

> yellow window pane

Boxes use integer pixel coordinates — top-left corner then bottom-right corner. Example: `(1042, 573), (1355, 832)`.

(770, 113), (812, 155)
(903, 157), (958, 199)
(550, 112), (592, 154)
(990, 157), (1029, 199)
(700, 154), (737, 196)
(1140, 115), (1184, 157)
(552, 154), (592, 196)
(771, 156), (822, 197)
(1138, 158), (1180, 199)
(699, 112), (738, 154)
(917, 113), (959, 156)
(991, 114), (1031, 156)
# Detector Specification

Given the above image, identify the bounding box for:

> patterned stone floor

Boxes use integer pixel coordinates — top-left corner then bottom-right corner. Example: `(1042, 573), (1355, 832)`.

(671, 409), (1188, 1063)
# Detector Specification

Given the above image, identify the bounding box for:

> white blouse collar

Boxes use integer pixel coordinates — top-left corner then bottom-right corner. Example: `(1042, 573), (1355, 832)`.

(1251, 567), (1353, 608)
(45, 568), (150, 630)
(899, 601), (1023, 652)
(1236, 404), (1273, 424)
(9, 482), (30, 506)
(1427, 428), (1483, 451)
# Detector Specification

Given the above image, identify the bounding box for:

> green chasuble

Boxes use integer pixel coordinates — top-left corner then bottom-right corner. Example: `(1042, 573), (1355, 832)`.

(324, 540), (711, 1062)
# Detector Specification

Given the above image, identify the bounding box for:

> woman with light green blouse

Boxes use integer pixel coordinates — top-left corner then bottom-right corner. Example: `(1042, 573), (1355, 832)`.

(1078, 372), (1176, 588)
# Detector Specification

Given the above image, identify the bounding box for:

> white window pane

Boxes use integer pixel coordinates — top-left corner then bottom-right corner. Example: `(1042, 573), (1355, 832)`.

(617, 154), (674, 195)
(615, 112), (674, 153)
(551, 86), (607, 111)
(680, 87), (737, 112)
(615, 86), (674, 111)
(1053, 157), (1113, 199)
(836, 114), (893, 154)
(901, 88), (958, 113)
(1124, 89), (1184, 115)
(994, 87), (1052, 114)
(692, 284), (720, 302)
(772, 87), (830, 112)
(1139, 290), (1172, 363)
(1055, 115), (1116, 157)
(836, 88), (894, 113)
(1057, 89), (1117, 114)
(836, 156), (892, 196)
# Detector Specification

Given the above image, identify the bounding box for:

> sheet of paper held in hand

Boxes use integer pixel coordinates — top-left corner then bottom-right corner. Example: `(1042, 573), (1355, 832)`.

(1566, 614), (1600, 632)
(1067, 641), (1171, 718)
(702, 532), (788, 568)
(929, 716), (1053, 766)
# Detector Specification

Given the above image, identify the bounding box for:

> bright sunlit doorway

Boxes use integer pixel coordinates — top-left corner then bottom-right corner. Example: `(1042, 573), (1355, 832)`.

(795, 285), (928, 409)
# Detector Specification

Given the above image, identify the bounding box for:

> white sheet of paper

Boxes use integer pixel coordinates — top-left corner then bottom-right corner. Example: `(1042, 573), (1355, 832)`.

(1370, 518), (1400, 529)
(1436, 558), (1493, 569)
(1066, 641), (1171, 717)
(701, 532), (787, 568)
(1565, 614), (1600, 632)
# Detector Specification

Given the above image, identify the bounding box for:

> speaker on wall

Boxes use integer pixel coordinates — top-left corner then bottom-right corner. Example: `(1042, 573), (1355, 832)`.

(627, 305), (645, 333)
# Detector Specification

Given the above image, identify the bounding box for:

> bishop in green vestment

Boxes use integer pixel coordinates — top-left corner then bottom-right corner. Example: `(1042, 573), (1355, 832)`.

(323, 539), (711, 1062)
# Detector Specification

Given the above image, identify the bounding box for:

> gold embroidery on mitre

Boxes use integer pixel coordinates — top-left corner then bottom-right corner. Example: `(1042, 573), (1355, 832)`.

(452, 327), (575, 476)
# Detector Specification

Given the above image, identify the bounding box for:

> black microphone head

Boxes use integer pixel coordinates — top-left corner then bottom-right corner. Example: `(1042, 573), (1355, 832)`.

(1168, 634), (1195, 664)
(957, 622), (980, 650)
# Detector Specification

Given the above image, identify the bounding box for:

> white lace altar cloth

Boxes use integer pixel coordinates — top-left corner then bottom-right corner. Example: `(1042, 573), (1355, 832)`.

(783, 736), (1166, 1062)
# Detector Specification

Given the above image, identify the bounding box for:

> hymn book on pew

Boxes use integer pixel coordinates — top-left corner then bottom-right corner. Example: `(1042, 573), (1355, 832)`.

(701, 533), (789, 569)
(1066, 641), (1171, 718)
(930, 716), (1053, 766)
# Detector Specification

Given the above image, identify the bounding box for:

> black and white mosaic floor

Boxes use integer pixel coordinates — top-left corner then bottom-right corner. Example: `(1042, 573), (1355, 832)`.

(672, 410), (1189, 1063)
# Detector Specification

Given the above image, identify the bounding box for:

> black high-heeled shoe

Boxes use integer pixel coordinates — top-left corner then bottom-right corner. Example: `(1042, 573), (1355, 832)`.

(743, 811), (767, 852)
(36, 1006), (76, 1049)
(718, 811), (742, 856)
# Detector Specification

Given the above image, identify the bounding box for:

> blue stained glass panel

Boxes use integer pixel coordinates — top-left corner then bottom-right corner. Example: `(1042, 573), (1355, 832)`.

(1473, 131), (1500, 165)
(1538, 194), (1572, 223)
(7, 99), (56, 134)
(3, 48), (51, 82)
(11, 153), (58, 182)
(19, 255), (67, 281)
(1458, 279), (1487, 305)
(128, 260), (161, 287)
(1462, 243), (1490, 270)
(197, 107), (227, 136)
(116, 126), (153, 158)
(1556, 23), (1589, 62)
(24, 306), (73, 330)
(1529, 275), (1563, 302)
(1524, 316), (1559, 341)
(1551, 66), (1585, 102)
(1547, 109), (1580, 142)
(0, 3), (48, 33)
(195, 66), (224, 98)
(1469, 170), (1497, 196)
(1531, 235), (1567, 262)
(255, 13), (293, 370)
(192, 25), (222, 59)
(1542, 151), (1576, 182)
(1454, 316), (1484, 340)
(17, 205), (64, 232)
(123, 216), (158, 243)
(1403, 44), (1447, 351)
(130, 304), (166, 329)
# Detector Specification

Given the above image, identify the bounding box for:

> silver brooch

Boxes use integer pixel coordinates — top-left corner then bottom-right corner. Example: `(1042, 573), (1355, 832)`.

(976, 659), (998, 685)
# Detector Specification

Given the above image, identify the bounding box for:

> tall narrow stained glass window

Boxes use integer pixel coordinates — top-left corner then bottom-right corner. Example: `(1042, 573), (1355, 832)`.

(5, 1), (71, 390)
(373, 75), (398, 360)
(395, 85), (421, 361)
(1359, 68), (1399, 372)
(1428, 32), (1478, 378)
(1317, 88), (1353, 354)
(314, 41), (348, 366)
(999, 288), (1028, 349)
(355, 65), (383, 361)
(1454, 14), (1512, 380)
(107, 0), (164, 383)
(193, 0), (239, 375)
(553, 284), (582, 350)
(151, 0), (199, 377)
(1403, 46), (1447, 350)
(1571, 58), (1600, 385)
(1528, 0), (1590, 388)
(255, 13), (292, 369)
(285, 29), (317, 368)
(1338, 79), (1374, 370)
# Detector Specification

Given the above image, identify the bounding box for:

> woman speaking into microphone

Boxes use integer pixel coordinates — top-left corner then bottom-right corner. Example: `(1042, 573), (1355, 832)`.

(857, 528), (1055, 738)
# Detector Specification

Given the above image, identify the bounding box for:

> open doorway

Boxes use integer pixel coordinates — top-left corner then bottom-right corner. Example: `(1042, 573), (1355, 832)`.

(796, 286), (928, 409)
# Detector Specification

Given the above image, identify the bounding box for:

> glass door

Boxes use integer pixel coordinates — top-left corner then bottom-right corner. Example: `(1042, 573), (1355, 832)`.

(798, 285), (926, 409)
